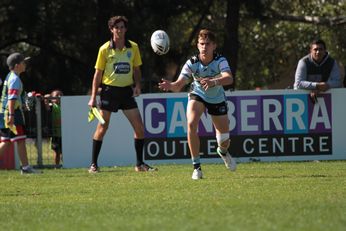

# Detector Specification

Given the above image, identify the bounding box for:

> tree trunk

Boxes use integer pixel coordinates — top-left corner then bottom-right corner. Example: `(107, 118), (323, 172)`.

(222, 0), (240, 90)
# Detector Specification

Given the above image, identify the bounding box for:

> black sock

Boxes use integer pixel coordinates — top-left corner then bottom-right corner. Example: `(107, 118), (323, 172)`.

(135, 138), (144, 166)
(92, 139), (103, 166)
(193, 163), (201, 170)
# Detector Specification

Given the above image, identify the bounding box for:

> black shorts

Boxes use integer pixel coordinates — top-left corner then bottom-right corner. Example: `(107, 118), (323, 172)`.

(189, 93), (228, 116)
(100, 84), (138, 113)
(0, 125), (27, 142)
(51, 137), (62, 153)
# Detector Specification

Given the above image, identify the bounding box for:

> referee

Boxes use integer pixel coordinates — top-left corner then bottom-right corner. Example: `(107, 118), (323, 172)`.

(87, 16), (157, 173)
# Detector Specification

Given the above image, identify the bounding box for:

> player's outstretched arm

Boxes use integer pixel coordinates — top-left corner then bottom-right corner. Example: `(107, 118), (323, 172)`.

(158, 77), (187, 92)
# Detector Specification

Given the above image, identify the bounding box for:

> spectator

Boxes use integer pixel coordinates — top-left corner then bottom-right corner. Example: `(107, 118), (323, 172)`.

(45, 89), (63, 168)
(0, 53), (41, 174)
(294, 39), (342, 102)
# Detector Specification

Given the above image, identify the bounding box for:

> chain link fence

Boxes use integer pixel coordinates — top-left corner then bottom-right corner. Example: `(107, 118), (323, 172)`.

(24, 95), (61, 168)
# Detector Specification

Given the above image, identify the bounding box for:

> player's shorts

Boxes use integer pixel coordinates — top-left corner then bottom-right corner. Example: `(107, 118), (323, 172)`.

(189, 93), (228, 116)
(100, 84), (138, 113)
(0, 125), (27, 142)
(51, 136), (62, 153)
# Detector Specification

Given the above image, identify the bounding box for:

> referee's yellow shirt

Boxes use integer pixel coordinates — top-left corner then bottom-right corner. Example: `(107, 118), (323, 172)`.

(95, 40), (142, 87)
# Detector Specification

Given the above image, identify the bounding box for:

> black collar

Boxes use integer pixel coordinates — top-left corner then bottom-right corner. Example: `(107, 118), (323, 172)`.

(109, 38), (131, 49)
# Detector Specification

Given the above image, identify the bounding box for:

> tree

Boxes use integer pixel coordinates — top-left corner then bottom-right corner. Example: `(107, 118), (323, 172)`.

(0, 0), (344, 94)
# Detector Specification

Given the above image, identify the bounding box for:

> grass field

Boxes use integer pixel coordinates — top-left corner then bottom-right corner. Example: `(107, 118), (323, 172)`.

(26, 138), (57, 166)
(0, 161), (345, 231)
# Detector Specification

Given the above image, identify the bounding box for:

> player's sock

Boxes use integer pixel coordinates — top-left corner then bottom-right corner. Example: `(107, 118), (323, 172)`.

(92, 139), (102, 166)
(192, 156), (201, 170)
(135, 138), (144, 166)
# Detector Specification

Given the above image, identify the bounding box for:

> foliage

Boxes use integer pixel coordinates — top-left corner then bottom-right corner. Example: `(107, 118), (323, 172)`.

(237, 0), (346, 89)
(0, 0), (345, 94)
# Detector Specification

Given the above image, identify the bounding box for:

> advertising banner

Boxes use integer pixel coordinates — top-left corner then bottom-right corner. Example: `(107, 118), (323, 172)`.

(62, 89), (346, 168)
(142, 92), (333, 160)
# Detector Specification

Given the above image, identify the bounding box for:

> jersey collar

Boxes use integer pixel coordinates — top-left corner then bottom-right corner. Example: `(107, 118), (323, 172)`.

(109, 38), (131, 50)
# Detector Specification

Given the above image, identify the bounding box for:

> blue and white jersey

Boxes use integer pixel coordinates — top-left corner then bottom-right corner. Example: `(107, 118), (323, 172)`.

(180, 54), (232, 104)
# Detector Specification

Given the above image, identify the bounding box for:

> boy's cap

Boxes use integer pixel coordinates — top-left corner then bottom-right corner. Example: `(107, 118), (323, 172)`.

(6, 52), (30, 69)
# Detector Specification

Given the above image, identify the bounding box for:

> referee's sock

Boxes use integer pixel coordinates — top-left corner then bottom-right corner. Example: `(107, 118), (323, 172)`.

(92, 139), (102, 166)
(135, 138), (145, 166)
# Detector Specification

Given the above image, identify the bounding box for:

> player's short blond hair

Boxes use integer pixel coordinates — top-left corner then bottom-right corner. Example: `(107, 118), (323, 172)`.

(197, 29), (216, 43)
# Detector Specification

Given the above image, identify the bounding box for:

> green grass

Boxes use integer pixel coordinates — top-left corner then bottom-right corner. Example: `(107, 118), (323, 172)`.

(26, 138), (56, 166)
(0, 161), (345, 231)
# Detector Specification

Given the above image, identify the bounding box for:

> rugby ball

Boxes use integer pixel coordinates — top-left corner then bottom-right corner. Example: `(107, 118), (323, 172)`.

(150, 30), (170, 55)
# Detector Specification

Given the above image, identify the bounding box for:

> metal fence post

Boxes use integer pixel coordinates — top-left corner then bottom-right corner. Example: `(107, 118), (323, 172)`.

(35, 96), (43, 167)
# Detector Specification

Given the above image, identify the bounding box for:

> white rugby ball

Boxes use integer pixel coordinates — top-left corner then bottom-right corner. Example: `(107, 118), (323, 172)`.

(150, 30), (170, 55)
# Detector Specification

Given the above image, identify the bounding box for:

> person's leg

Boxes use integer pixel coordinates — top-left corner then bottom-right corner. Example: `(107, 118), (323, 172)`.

(187, 100), (205, 165)
(14, 138), (42, 174)
(0, 141), (11, 157)
(0, 130), (11, 157)
(15, 139), (41, 174)
(124, 108), (157, 171)
(187, 100), (205, 179)
(90, 110), (111, 171)
(51, 137), (61, 166)
(212, 114), (236, 171)
(16, 139), (29, 167)
(54, 150), (62, 168)
(57, 138), (62, 166)
(53, 150), (59, 166)
(212, 114), (230, 152)
(123, 108), (145, 140)
(123, 108), (144, 164)
(93, 110), (112, 140)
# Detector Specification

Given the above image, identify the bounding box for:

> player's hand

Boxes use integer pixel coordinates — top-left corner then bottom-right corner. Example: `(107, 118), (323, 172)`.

(158, 79), (172, 91)
(200, 78), (215, 91)
(6, 115), (14, 126)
